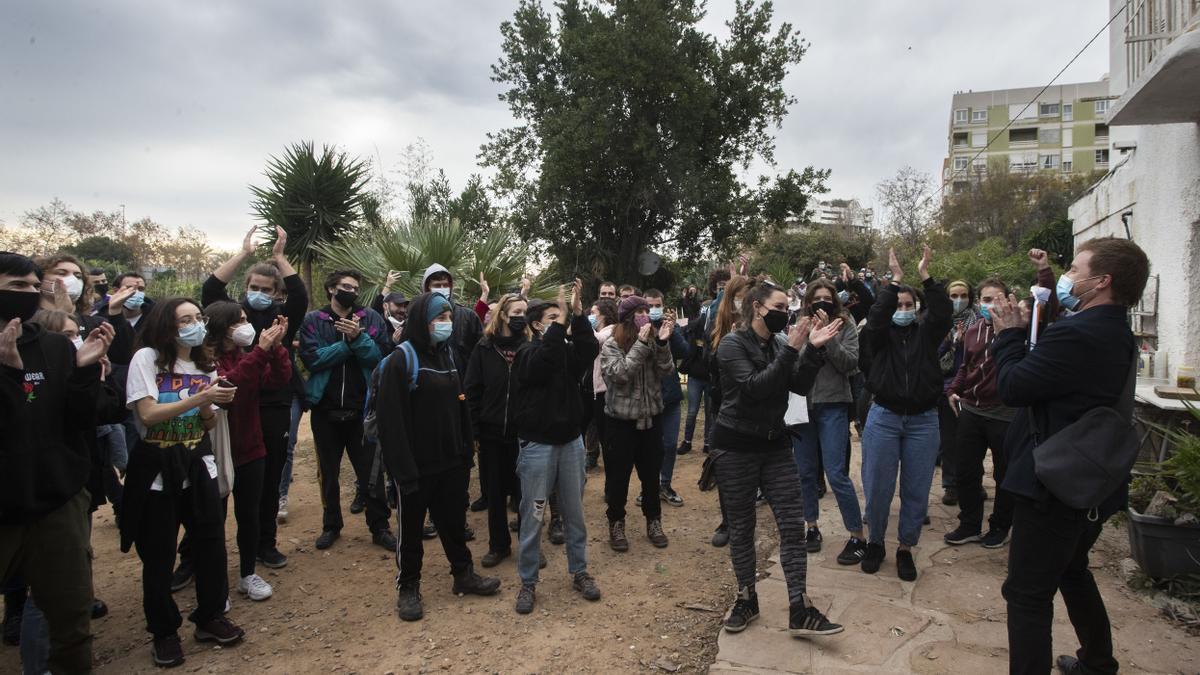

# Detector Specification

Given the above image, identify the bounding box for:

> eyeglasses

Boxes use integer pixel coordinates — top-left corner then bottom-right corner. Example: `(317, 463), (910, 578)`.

(178, 316), (208, 327)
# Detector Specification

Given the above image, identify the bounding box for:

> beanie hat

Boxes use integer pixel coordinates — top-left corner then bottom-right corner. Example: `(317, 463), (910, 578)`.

(617, 295), (649, 323)
(425, 294), (452, 324)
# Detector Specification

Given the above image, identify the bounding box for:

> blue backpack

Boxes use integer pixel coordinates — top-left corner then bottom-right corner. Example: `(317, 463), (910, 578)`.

(363, 341), (421, 444)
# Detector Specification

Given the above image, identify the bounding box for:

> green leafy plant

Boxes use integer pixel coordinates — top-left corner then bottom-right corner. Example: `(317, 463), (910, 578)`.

(1131, 400), (1200, 520)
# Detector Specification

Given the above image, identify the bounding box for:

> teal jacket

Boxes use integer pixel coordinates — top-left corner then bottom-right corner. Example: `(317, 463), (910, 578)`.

(298, 305), (388, 406)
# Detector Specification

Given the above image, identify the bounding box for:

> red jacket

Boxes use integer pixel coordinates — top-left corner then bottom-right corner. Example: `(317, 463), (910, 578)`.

(217, 346), (292, 466)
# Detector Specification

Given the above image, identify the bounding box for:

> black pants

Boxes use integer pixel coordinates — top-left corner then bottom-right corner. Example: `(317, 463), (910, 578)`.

(480, 437), (521, 553)
(602, 415), (663, 523)
(258, 405), (289, 550)
(231, 458), (265, 578)
(937, 395), (959, 488)
(396, 466), (473, 585)
(310, 409), (390, 534)
(587, 393), (608, 465)
(955, 408), (1014, 532)
(136, 486), (226, 639)
(1003, 499), (1117, 675)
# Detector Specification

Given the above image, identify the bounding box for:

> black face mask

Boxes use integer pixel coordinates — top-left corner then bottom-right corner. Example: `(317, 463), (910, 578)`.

(809, 300), (836, 317)
(508, 316), (527, 334)
(93, 283), (108, 297)
(763, 309), (788, 334)
(334, 289), (358, 308)
(0, 289), (42, 323)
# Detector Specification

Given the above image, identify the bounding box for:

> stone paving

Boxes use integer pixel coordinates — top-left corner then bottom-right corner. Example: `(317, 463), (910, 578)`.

(709, 470), (1200, 674)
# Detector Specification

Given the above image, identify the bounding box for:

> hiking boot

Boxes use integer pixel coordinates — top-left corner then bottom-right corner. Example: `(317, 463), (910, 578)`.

(941, 487), (959, 506)
(980, 527), (1011, 549)
(237, 574), (273, 602)
(469, 495), (488, 512)
(91, 598), (109, 620)
(194, 617), (244, 645)
(897, 549), (917, 581)
(609, 520), (629, 552)
(711, 523), (729, 547)
(152, 633), (185, 668)
(372, 529), (398, 551)
(481, 549), (511, 568)
(701, 444), (710, 454)
(170, 559), (193, 592)
(315, 529), (340, 550)
(1056, 655), (1084, 674)
(276, 495), (288, 523)
(257, 546), (288, 569)
(396, 583), (423, 622)
(349, 491), (366, 515)
(548, 515), (565, 545)
(805, 526), (823, 553)
(515, 584), (536, 615)
(660, 486), (684, 507)
(422, 522), (438, 539)
(573, 571), (602, 601)
(861, 542), (886, 574)
(944, 525), (982, 546)
(836, 537), (867, 565)
(789, 601), (844, 637)
(723, 589), (760, 633)
(676, 440), (692, 455)
(647, 519), (669, 548)
(452, 566), (501, 596)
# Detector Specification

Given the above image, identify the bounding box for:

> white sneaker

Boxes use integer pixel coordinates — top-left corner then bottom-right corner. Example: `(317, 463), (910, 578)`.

(277, 495), (288, 523)
(237, 574), (273, 601)
(224, 597), (231, 614)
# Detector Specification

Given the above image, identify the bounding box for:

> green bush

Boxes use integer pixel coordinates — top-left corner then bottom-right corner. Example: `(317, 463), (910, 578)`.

(928, 238), (1054, 296)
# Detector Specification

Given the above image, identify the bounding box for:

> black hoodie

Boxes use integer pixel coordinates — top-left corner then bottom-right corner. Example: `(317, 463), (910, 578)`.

(376, 293), (475, 494)
(512, 314), (599, 445)
(463, 332), (527, 442)
(861, 278), (953, 415)
(0, 322), (100, 524)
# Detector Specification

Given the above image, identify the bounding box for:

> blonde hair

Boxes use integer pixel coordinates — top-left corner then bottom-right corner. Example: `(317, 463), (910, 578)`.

(32, 308), (77, 333)
(484, 294), (532, 340)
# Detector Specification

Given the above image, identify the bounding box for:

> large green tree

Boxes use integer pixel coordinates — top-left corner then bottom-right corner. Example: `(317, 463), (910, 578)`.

(481, 0), (822, 285)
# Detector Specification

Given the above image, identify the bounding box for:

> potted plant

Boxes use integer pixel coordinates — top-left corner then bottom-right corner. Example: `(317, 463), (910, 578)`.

(1127, 401), (1200, 579)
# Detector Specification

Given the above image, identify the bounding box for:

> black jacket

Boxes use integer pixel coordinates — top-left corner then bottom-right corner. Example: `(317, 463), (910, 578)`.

(715, 328), (825, 442)
(861, 278), (953, 415)
(464, 334), (526, 441)
(994, 304), (1136, 515)
(449, 303), (483, 382)
(0, 324), (100, 524)
(513, 315), (600, 445)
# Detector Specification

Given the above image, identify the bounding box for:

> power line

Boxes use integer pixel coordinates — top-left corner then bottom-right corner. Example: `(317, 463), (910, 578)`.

(926, 2), (1130, 206)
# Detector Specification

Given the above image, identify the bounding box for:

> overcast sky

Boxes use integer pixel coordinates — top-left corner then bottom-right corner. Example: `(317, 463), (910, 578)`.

(0, 0), (1111, 250)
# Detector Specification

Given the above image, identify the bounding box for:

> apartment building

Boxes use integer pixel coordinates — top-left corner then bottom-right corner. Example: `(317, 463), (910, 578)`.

(941, 80), (1117, 193)
(787, 198), (874, 238)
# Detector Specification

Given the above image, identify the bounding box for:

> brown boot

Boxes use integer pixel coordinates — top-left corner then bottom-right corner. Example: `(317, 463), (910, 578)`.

(609, 519), (629, 552)
(647, 518), (669, 548)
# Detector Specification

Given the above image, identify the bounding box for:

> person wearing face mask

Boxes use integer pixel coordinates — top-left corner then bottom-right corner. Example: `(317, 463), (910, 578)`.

(121, 297), (244, 667)
(599, 295), (677, 551)
(583, 298), (619, 472)
(35, 253), (136, 367)
(642, 288), (691, 508)
(112, 271), (152, 334)
(200, 225), (307, 571)
(202, 301), (291, 601)
(677, 269), (730, 460)
(87, 268), (109, 316)
(858, 246), (952, 582)
(713, 281), (845, 638)
(298, 269), (394, 552)
(464, 294), (532, 567)
(376, 292), (501, 621)
(833, 262), (876, 325)
(936, 280), (977, 507)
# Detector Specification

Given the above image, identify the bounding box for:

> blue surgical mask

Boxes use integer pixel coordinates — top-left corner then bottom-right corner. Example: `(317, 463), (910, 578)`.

(124, 291), (145, 310)
(431, 321), (453, 343)
(431, 287), (452, 299)
(648, 307), (664, 322)
(588, 315), (600, 330)
(246, 290), (273, 311)
(892, 310), (917, 327)
(952, 298), (968, 314)
(837, 290), (850, 304)
(979, 303), (993, 321)
(177, 322), (207, 347)
(1056, 273), (1103, 311)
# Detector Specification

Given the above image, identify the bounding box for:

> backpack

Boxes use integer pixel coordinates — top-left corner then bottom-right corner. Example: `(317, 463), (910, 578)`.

(363, 341), (421, 444)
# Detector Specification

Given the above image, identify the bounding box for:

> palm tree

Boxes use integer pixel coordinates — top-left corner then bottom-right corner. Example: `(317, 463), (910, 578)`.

(250, 141), (372, 298)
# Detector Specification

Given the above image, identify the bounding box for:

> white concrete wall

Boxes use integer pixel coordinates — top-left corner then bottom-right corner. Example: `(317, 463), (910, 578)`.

(1068, 122), (1200, 380)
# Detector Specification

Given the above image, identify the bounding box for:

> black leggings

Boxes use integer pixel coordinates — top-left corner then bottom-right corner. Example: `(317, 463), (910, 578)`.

(231, 458), (265, 578)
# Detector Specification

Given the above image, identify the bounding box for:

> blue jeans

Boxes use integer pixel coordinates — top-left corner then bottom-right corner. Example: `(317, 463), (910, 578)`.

(659, 401), (682, 488)
(792, 403), (863, 533)
(280, 395), (303, 499)
(861, 404), (939, 547)
(19, 597), (49, 675)
(516, 436), (588, 585)
(683, 378), (712, 448)
(97, 424), (127, 471)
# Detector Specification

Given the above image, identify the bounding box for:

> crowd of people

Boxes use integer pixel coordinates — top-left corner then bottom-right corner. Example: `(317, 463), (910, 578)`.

(0, 228), (1150, 674)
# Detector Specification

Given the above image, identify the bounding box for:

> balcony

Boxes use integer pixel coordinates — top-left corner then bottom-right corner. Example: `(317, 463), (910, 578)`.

(1109, 0), (1200, 125)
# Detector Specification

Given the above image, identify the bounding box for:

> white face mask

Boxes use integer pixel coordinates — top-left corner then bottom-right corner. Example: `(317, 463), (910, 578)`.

(387, 316), (403, 330)
(733, 299), (743, 312)
(431, 287), (451, 299)
(63, 275), (84, 301)
(231, 323), (256, 347)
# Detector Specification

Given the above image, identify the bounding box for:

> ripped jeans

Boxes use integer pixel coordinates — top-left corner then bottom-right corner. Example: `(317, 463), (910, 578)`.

(516, 436), (588, 586)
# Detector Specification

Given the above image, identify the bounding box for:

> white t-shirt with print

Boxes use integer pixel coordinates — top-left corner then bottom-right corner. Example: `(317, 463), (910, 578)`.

(126, 347), (218, 490)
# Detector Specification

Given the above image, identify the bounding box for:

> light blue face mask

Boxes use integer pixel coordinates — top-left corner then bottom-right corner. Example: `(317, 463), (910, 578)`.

(952, 298), (968, 314)
(979, 303), (993, 321)
(588, 314), (600, 330)
(648, 307), (664, 322)
(1056, 274), (1102, 312)
(431, 321), (453, 343)
(246, 290), (273, 311)
(892, 310), (917, 327)
(837, 290), (850, 304)
(431, 287), (452, 299)
(124, 291), (145, 310)
(177, 322), (207, 347)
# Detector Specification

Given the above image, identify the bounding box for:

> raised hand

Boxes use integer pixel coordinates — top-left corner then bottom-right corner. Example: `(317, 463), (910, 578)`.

(76, 323), (115, 367)
(478, 272), (490, 302)
(787, 315), (812, 350)
(809, 318), (844, 348)
(813, 308), (829, 330)
(638, 321), (653, 343)
(107, 285), (137, 315)
(1028, 248), (1050, 270)
(272, 226), (288, 258)
(840, 262), (852, 283)
(556, 284), (569, 325)
(990, 293), (1027, 333)
(384, 269), (402, 291)
(657, 316), (674, 341)
(888, 248), (904, 284)
(519, 276), (532, 297)
(918, 244), (932, 281)
(242, 225), (257, 255)
(0, 318), (22, 369)
(50, 279), (73, 311)
(258, 324), (281, 351)
(570, 278), (583, 315)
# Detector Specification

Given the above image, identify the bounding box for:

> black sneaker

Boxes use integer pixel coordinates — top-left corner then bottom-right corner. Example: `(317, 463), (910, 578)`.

(548, 516), (565, 545)
(676, 440), (692, 455)
(722, 590), (760, 633)
(573, 571), (602, 601)
(941, 487), (959, 506)
(515, 584), (536, 615)
(805, 526), (823, 553)
(701, 444), (710, 454)
(469, 495), (488, 512)
(836, 538), (867, 565)
(711, 524), (729, 547)
(452, 566), (501, 596)
(257, 546), (288, 569)
(789, 603), (844, 637)
(660, 486), (684, 507)
(152, 633), (185, 668)
(396, 583), (423, 622)
(481, 549), (510, 568)
(91, 598), (109, 620)
(943, 525), (982, 546)
(861, 542), (885, 574)
(508, 518), (519, 533)
(464, 525), (476, 542)
(1056, 654), (1084, 673)
(315, 529), (340, 550)
(422, 522), (438, 539)
(170, 560), (194, 592)
(349, 491), (366, 515)
(896, 549), (917, 582)
(372, 529), (398, 551)
(194, 616), (245, 645)
(980, 528), (1011, 549)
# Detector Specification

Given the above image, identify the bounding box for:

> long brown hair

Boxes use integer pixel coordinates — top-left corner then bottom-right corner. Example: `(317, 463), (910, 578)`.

(34, 253), (93, 315)
(137, 297), (216, 373)
(484, 294), (531, 340)
(202, 300), (246, 358)
(803, 279), (851, 321)
(612, 306), (643, 354)
(710, 275), (751, 349)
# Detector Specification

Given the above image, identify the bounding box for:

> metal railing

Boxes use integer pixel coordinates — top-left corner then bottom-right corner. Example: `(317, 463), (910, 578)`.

(1125, 0), (1200, 86)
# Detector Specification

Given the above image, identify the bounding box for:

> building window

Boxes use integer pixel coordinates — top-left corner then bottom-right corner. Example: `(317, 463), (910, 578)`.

(953, 156), (969, 171)
(953, 132), (968, 148)
(1009, 128), (1038, 145)
(1039, 102), (1060, 116)
(954, 109), (968, 124)
(1063, 128), (1074, 147)
(972, 159), (987, 174)
(1095, 149), (1110, 165)
(1095, 123), (1109, 141)
(1063, 103), (1073, 121)
(1040, 154), (1060, 169)
(1094, 99), (1110, 115)
(971, 131), (987, 148)
(971, 109), (987, 123)
(1063, 159), (1073, 173)
(1040, 128), (1061, 144)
